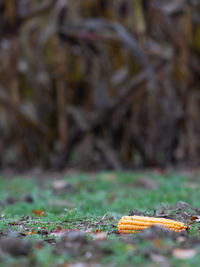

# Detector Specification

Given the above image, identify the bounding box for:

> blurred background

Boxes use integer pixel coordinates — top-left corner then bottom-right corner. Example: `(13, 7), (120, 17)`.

(0, 0), (200, 171)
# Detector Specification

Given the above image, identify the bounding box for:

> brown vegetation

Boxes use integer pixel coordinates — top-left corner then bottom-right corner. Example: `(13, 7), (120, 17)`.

(0, 0), (200, 170)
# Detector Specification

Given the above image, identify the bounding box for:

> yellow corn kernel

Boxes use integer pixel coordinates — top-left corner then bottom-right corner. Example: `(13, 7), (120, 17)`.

(118, 216), (190, 233)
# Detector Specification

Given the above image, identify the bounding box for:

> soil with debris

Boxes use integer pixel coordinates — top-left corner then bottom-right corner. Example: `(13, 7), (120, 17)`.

(0, 202), (200, 266)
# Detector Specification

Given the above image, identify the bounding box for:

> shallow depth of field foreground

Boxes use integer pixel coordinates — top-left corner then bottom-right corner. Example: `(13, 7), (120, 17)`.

(1, 170), (200, 266)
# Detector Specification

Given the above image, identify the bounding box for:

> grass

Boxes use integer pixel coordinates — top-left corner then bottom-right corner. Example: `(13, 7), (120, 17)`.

(0, 170), (200, 266)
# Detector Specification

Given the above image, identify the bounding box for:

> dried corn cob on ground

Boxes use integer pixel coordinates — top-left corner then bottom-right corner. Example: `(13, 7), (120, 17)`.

(118, 216), (190, 233)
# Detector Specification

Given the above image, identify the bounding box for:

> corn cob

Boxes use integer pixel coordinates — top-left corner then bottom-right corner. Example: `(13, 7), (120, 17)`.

(118, 216), (190, 233)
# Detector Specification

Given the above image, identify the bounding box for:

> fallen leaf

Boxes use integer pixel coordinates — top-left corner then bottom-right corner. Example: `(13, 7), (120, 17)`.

(25, 231), (36, 235)
(173, 248), (196, 259)
(32, 210), (46, 216)
(10, 222), (20, 226)
(190, 216), (200, 223)
(55, 226), (62, 231)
